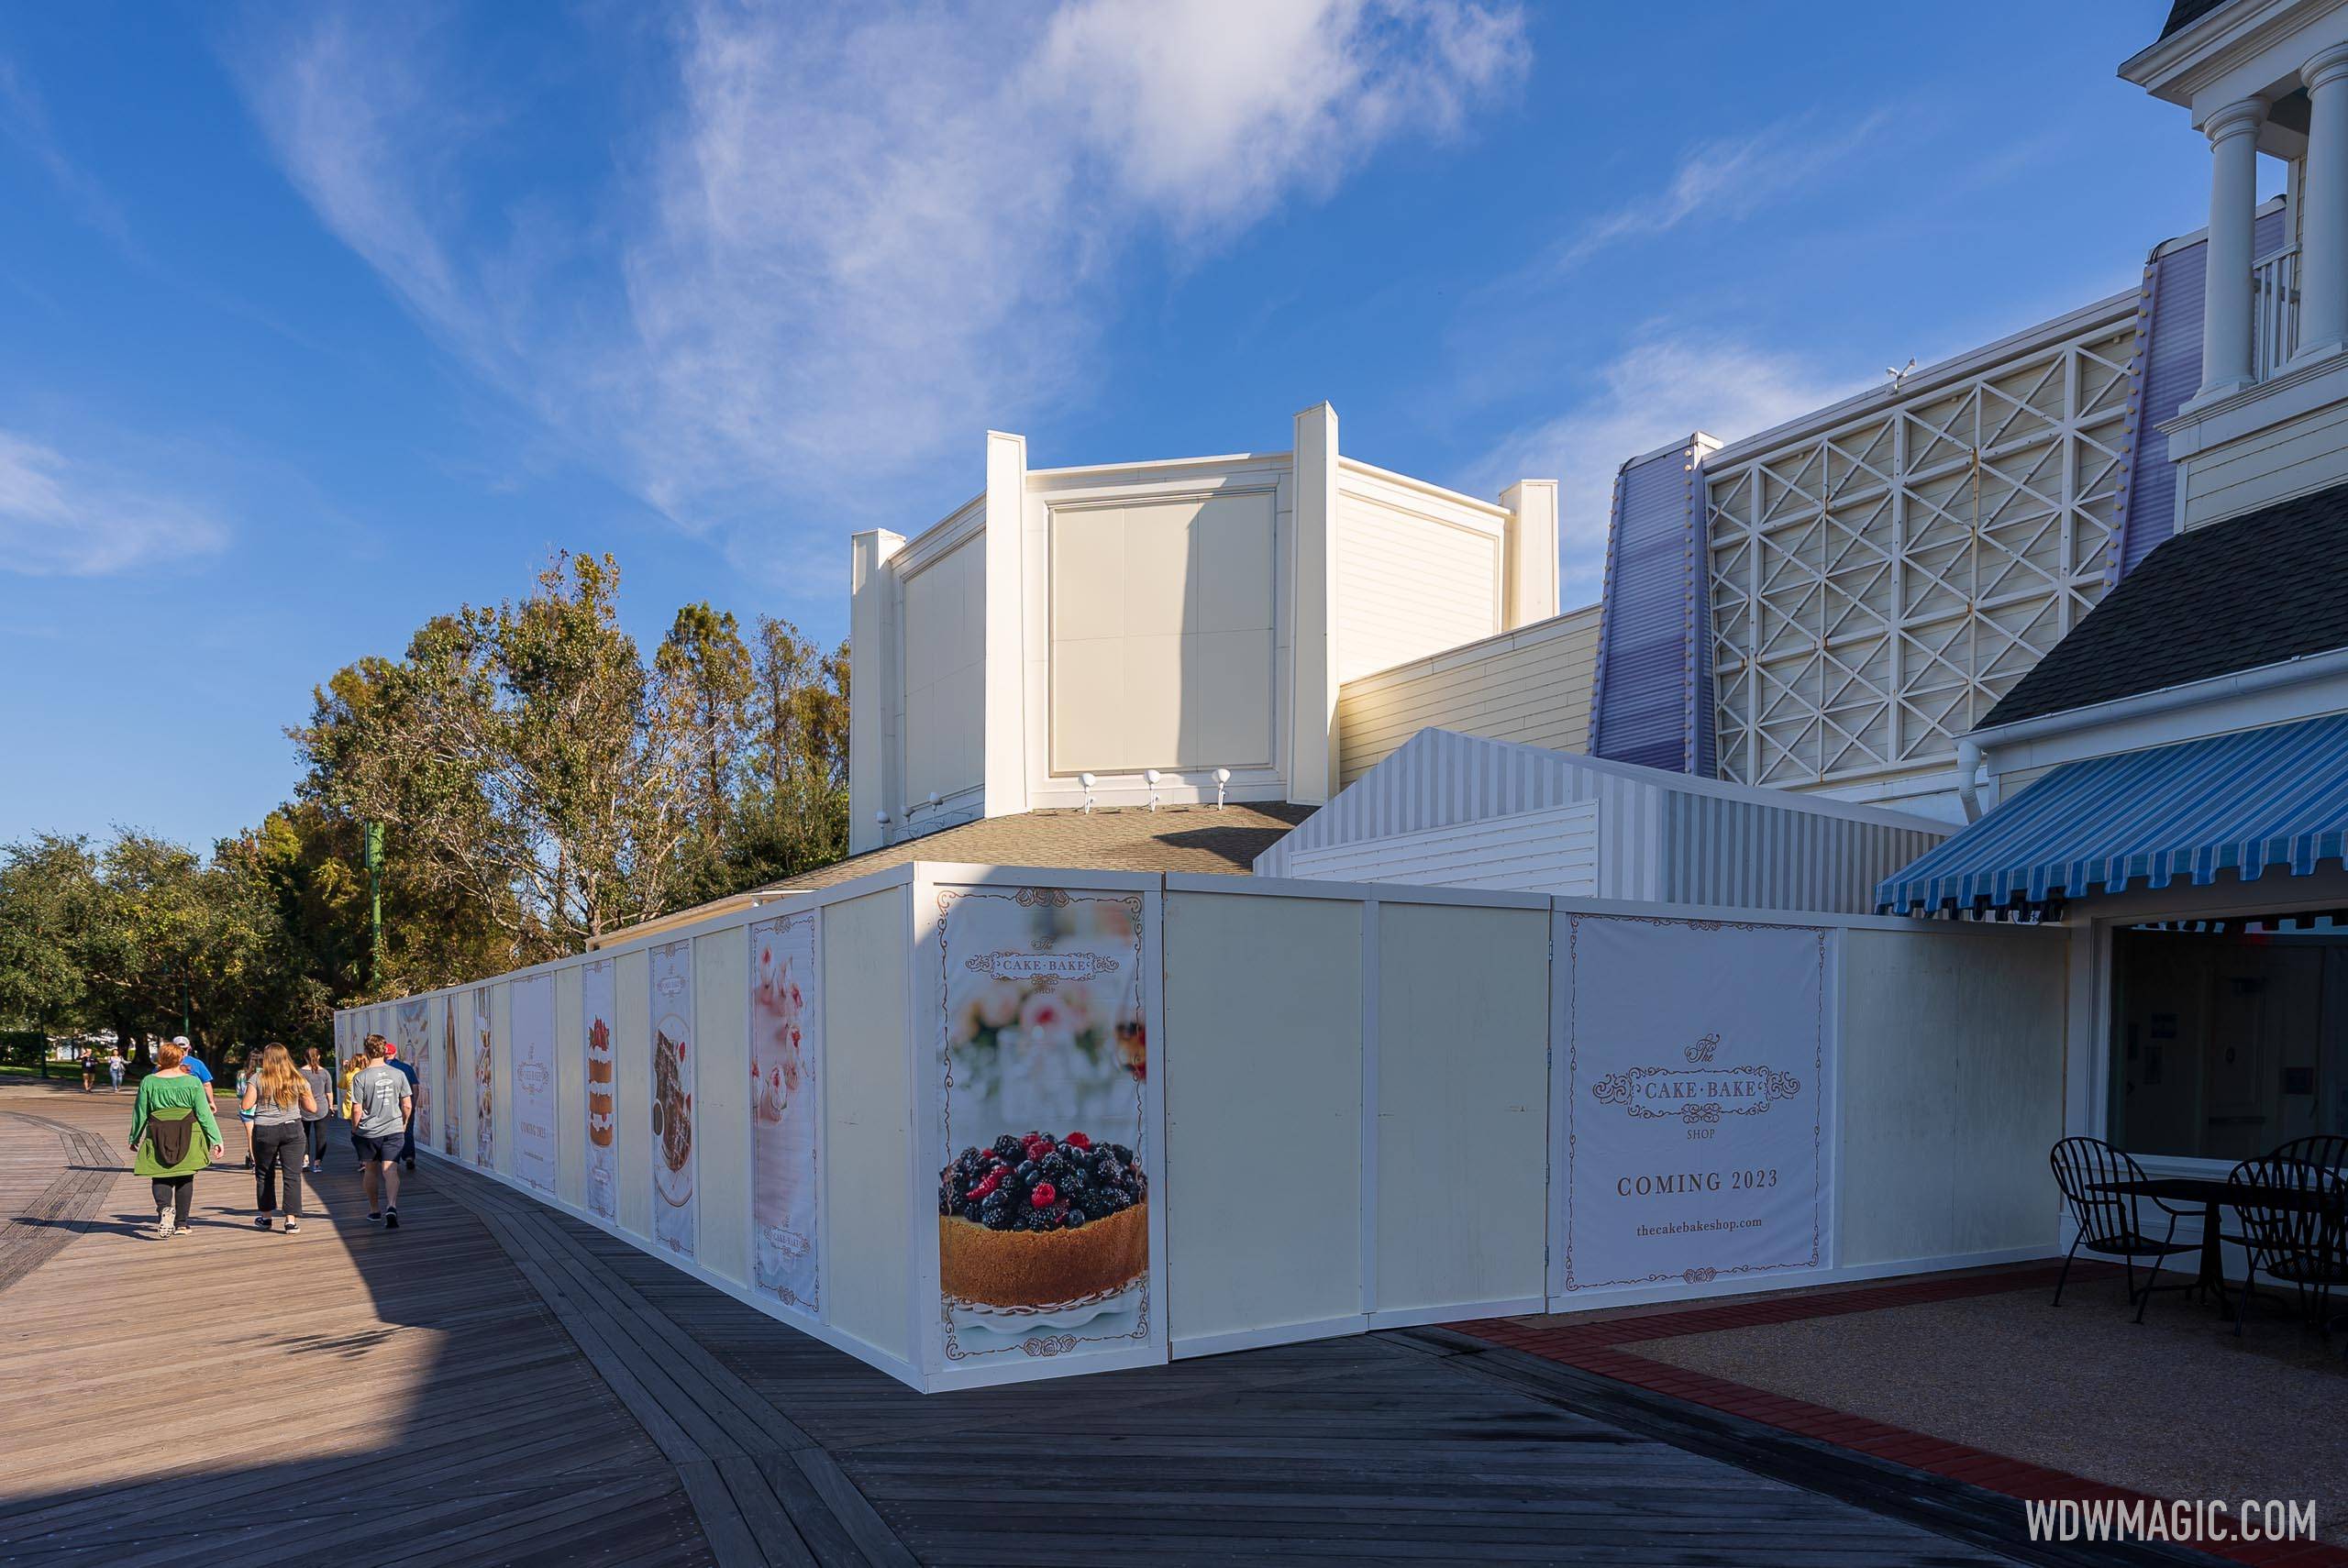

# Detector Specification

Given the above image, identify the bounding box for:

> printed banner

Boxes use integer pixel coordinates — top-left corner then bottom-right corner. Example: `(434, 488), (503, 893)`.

(441, 993), (461, 1156)
(510, 973), (557, 1192)
(748, 913), (821, 1313)
(1560, 914), (1832, 1294)
(648, 938), (697, 1257)
(472, 987), (495, 1170)
(582, 957), (617, 1221)
(396, 998), (432, 1153)
(936, 884), (1149, 1367)
(394, 1004), (432, 1150)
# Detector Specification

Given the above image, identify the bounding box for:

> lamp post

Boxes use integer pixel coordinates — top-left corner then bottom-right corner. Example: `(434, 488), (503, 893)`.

(364, 821), (384, 991)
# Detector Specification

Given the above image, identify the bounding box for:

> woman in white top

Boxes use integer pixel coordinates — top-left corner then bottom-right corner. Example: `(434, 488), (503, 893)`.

(298, 1046), (335, 1174)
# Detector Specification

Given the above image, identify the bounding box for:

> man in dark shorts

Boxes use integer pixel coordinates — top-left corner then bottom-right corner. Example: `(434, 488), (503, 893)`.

(382, 1038), (420, 1171)
(347, 1036), (413, 1229)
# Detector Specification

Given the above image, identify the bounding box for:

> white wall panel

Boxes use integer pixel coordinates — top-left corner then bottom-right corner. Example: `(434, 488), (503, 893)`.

(1335, 468), (1504, 683)
(616, 947), (652, 1242)
(1839, 925), (2066, 1266)
(1049, 491), (1278, 775)
(901, 537), (984, 809)
(1374, 902), (1549, 1316)
(554, 964), (583, 1209)
(822, 888), (914, 1364)
(1164, 890), (1362, 1351)
(695, 926), (751, 1287)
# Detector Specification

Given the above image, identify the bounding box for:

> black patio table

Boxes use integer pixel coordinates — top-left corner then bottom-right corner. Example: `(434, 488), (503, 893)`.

(2088, 1175), (2340, 1306)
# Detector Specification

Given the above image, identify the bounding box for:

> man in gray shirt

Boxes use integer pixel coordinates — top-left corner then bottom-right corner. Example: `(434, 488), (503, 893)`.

(349, 1036), (414, 1229)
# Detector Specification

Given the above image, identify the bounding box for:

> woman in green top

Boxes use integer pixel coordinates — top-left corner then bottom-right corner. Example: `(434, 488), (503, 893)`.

(130, 1039), (224, 1237)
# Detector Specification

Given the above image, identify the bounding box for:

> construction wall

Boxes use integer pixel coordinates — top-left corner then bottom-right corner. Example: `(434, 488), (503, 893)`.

(341, 866), (2068, 1391)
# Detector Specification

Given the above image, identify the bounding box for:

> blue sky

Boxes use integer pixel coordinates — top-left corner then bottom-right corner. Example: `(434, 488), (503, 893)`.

(0, 2), (2256, 850)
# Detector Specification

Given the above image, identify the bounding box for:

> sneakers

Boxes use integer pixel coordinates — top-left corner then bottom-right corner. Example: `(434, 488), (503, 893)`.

(383, 1209), (400, 1231)
(253, 1214), (271, 1231)
(157, 1211), (176, 1238)
(367, 1211), (382, 1223)
(283, 1219), (301, 1235)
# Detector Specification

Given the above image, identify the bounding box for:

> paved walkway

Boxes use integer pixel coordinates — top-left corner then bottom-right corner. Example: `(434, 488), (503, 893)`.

(0, 1084), (2198, 1567)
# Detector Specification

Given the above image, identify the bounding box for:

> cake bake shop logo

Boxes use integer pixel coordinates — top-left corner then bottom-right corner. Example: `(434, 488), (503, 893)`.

(1590, 1032), (1802, 1125)
(964, 950), (1120, 989)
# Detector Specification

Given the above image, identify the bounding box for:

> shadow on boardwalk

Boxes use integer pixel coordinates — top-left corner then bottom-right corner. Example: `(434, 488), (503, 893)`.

(0, 1084), (2174, 1568)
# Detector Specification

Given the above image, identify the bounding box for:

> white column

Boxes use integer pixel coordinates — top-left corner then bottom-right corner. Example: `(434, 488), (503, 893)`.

(1287, 403), (1340, 806)
(847, 528), (904, 854)
(2297, 46), (2348, 360)
(980, 430), (1029, 820)
(2197, 97), (2265, 402)
(1499, 478), (1560, 627)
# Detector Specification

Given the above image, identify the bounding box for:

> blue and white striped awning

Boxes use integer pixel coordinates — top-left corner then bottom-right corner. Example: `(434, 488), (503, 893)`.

(1877, 712), (2348, 915)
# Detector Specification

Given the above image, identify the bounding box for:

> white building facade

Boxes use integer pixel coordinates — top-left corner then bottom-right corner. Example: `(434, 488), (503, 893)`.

(847, 406), (1562, 852)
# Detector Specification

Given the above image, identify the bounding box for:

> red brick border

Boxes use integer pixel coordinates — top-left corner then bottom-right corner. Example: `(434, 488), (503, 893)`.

(1450, 1264), (2348, 1568)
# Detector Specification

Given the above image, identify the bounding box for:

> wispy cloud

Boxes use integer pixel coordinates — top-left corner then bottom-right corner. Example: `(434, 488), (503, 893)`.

(231, 0), (1527, 593)
(0, 50), (134, 245)
(0, 430), (230, 576)
(1550, 110), (1890, 272)
(1468, 334), (1868, 603)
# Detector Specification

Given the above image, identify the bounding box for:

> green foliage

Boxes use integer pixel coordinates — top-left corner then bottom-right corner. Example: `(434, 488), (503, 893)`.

(0, 549), (851, 1044)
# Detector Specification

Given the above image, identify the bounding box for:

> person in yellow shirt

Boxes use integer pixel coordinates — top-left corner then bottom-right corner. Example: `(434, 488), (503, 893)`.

(338, 1054), (363, 1121)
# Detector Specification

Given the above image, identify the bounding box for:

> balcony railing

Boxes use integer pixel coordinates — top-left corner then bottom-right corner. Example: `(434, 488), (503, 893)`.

(2253, 244), (2300, 382)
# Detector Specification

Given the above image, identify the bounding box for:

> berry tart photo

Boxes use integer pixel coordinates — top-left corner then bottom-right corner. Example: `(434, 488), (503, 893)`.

(938, 1132), (1146, 1322)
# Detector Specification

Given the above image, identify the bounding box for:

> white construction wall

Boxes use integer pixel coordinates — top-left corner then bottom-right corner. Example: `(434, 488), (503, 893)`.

(341, 864), (2069, 1392)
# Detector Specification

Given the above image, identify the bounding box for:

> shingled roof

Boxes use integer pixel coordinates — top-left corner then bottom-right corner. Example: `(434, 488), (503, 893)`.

(1979, 480), (2348, 730)
(2159, 0), (2234, 40)
(753, 801), (1316, 893)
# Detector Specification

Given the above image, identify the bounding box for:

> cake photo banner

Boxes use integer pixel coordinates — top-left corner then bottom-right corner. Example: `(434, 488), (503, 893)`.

(398, 998), (433, 1153)
(748, 913), (822, 1315)
(648, 938), (697, 1258)
(510, 972), (558, 1193)
(1560, 914), (1833, 1295)
(440, 994), (461, 1156)
(582, 957), (618, 1221)
(471, 987), (495, 1170)
(934, 883), (1151, 1370)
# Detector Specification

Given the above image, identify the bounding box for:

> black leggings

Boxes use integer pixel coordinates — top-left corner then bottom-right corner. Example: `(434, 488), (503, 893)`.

(303, 1119), (329, 1165)
(252, 1122), (305, 1217)
(152, 1176), (194, 1226)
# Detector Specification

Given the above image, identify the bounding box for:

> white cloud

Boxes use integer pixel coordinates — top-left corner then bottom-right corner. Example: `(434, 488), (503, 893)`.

(0, 430), (230, 576)
(1553, 110), (1889, 272)
(1039, 0), (1524, 238)
(1469, 336), (1868, 604)
(232, 0), (1527, 593)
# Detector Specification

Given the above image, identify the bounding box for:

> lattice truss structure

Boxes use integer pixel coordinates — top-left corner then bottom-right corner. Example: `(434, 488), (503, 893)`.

(1705, 313), (2137, 792)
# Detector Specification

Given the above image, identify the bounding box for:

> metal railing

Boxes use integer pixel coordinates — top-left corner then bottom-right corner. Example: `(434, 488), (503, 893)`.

(2253, 244), (2300, 382)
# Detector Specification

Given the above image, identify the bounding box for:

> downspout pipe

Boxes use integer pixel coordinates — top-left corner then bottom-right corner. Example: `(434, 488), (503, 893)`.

(1955, 737), (1984, 823)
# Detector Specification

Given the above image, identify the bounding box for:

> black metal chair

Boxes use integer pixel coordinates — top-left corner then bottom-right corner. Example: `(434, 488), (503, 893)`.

(2048, 1137), (2198, 1322)
(2268, 1134), (2348, 1176)
(2226, 1153), (2348, 1341)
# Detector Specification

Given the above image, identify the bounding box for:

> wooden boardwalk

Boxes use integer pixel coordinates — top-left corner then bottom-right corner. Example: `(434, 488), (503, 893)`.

(0, 1085), (2099, 1567)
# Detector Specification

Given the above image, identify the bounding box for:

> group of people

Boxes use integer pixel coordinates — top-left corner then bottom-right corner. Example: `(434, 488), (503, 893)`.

(76, 1047), (127, 1093)
(126, 1032), (418, 1238)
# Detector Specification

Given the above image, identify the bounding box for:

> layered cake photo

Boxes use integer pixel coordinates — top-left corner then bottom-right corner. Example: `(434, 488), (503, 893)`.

(938, 1131), (1146, 1311)
(586, 1016), (615, 1150)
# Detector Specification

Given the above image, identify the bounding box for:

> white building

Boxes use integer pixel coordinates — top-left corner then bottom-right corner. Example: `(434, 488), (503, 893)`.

(845, 408), (1561, 852)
